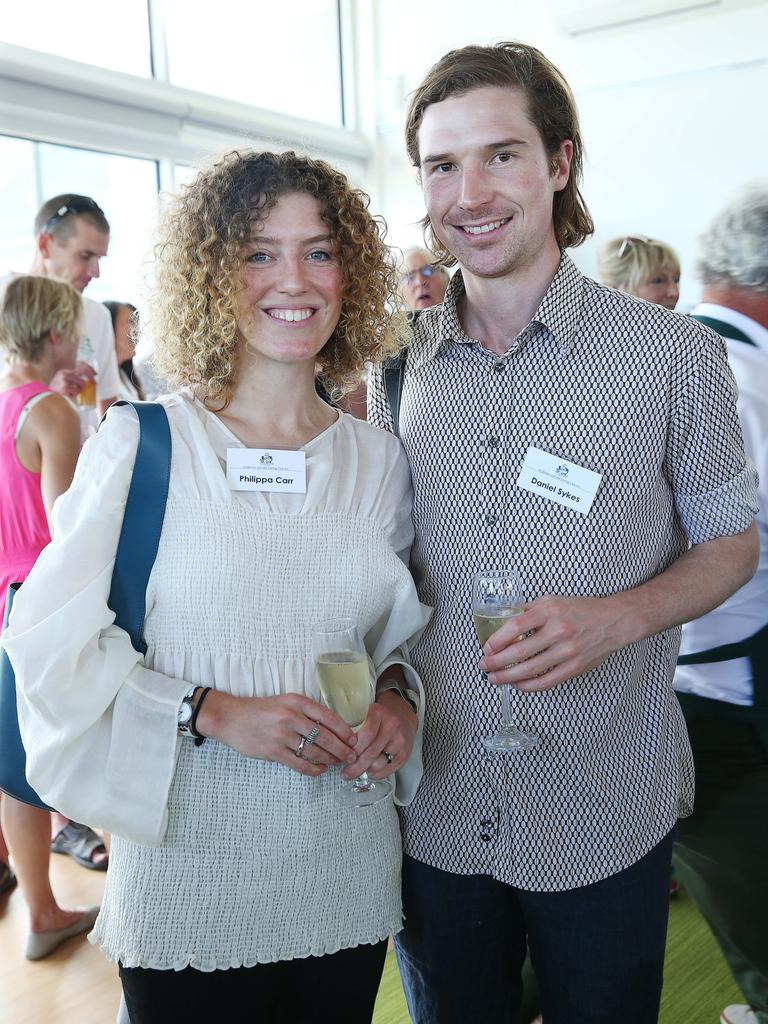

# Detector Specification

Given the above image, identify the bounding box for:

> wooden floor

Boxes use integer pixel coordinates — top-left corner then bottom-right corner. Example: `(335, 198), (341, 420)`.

(0, 852), (118, 1024)
(0, 851), (745, 1024)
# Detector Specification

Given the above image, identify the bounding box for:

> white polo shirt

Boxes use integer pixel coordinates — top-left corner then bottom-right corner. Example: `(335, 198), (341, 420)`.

(674, 304), (768, 706)
(78, 296), (120, 436)
(83, 296), (120, 403)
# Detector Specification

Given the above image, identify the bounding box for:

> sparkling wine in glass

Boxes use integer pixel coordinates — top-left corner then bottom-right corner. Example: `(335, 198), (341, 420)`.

(312, 618), (393, 807)
(472, 570), (539, 753)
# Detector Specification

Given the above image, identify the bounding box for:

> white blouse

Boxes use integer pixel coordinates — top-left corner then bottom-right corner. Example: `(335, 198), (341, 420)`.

(4, 392), (430, 969)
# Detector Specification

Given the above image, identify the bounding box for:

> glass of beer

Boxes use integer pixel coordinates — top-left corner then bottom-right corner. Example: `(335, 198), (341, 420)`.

(312, 618), (393, 807)
(472, 569), (539, 753)
(76, 376), (97, 408)
(75, 338), (98, 408)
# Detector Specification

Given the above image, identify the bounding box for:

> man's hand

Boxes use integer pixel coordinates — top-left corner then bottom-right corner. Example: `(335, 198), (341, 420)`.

(480, 525), (759, 693)
(49, 361), (95, 399)
(343, 690), (418, 780)
(480, 593), (631, 692)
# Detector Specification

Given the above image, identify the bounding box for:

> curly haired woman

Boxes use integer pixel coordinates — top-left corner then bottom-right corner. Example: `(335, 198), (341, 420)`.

(5, 151), (430, 1023)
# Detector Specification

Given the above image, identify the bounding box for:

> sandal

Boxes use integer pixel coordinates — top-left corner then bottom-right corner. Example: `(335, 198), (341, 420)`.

(50, 822), (108, 871)
(0, 858), (17, 897)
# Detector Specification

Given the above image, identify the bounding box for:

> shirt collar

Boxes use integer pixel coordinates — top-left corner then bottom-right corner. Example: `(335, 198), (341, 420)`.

(691, 303), (768, 352)
(413, 252), (584, 367)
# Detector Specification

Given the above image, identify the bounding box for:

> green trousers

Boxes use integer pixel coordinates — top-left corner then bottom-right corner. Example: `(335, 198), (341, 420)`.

(673, 702), (768, 1023)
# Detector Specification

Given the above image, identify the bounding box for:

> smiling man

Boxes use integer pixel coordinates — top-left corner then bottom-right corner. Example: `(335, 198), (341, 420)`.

(368, 42), (759, 1024)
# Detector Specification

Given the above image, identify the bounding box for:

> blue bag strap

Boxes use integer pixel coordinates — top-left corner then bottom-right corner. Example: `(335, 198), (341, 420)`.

(106, 401), (171, 655)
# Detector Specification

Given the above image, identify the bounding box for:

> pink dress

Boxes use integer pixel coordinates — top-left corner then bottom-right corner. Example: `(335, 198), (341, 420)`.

(0, 381), (54, 623)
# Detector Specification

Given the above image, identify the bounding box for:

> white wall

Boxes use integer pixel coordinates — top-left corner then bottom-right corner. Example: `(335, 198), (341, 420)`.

(362, 0), (768, 309)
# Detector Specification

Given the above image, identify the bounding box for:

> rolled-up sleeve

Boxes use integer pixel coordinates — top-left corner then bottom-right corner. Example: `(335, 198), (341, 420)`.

(3, 405), (191, 846)
(666, 325), (758, 544)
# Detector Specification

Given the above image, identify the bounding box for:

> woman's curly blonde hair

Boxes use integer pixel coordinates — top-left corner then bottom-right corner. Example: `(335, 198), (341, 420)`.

(149, 149), (405, 407)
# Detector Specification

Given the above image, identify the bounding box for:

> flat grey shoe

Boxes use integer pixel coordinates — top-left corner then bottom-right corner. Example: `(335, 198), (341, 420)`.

(25, 906), (100, 961)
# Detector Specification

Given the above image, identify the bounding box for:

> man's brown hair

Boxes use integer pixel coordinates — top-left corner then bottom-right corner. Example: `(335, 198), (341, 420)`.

(405, 41), (594, 260)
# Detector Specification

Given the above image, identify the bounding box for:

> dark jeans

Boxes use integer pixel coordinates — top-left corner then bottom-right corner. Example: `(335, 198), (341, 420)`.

(119, 939), (388, 1024)
(395, 828), (675, 1024)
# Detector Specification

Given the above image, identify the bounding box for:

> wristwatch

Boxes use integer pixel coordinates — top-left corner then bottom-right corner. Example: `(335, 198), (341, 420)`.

(177, 687), (197, 737)
(379, 681), (418, 714)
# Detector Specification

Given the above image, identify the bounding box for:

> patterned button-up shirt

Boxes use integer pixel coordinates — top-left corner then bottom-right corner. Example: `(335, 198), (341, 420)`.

(369, 254), (757, 891)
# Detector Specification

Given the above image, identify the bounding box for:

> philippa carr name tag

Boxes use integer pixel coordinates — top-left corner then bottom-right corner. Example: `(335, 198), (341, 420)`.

(226, 447), (306, 493)
(517, 446), (602, 515)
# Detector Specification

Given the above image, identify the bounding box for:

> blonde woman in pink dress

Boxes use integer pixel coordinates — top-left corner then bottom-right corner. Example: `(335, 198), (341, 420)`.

(0, 274), (98, 959)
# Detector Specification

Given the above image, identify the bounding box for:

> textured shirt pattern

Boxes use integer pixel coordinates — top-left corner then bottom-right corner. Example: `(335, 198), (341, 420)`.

(369, 254), (757, 891)
(6, 396), (430, 968)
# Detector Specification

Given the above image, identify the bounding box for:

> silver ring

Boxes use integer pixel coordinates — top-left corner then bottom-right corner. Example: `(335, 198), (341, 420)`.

(383, 750), (394, 765)
(305, 723), (320, 746)
(295, 736), (308, 758)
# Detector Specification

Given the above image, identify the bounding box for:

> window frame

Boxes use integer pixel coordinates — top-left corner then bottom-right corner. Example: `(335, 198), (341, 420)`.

(0, 3), (369, 193)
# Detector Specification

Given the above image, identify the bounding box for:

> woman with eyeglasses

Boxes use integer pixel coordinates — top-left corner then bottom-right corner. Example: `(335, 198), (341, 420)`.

(597, 234), (681, 310)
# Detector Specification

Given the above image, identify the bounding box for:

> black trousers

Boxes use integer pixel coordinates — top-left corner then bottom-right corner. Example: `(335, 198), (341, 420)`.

(119, 939), (388, 1024)
(673, 710), (768, 1023)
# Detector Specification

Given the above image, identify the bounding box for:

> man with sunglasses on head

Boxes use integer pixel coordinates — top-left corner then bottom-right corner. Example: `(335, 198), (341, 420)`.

(27, 194), (120, 419)
(368, 40), (759, 1024)
(0, 194), (120, 873)
(400, 247), (450, 312)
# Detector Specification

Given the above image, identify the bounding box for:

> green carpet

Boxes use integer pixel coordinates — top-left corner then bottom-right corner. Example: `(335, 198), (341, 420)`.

(373, 890), (743, 1022)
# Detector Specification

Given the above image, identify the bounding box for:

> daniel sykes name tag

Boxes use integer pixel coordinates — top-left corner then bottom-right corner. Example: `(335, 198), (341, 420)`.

(226, 448), (306, 493)
(517, 446), (602, 515)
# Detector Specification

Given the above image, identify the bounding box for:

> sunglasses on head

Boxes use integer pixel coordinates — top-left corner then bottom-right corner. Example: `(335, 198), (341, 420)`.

(41, 198), (104, 236)
(617, 235), (653, 259)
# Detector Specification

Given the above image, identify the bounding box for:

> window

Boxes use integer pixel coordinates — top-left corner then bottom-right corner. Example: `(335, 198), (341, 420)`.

(0, 0), (152, 77)
(0, 137), (38, 275)
(163, 0), (344, 125)
(0, 138), (160, 305)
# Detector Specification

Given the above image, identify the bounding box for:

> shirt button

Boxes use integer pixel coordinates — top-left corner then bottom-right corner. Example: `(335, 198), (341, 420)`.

(487, 436), (500, 449)
(493, 362), (505, 373)
(480, 819), (494, 842)
(485, 513), (498, 526)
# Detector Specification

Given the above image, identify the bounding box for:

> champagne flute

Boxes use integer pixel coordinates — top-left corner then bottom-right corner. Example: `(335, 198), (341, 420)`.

(472, 569), (539, 753)
(312, 618), (393, 807)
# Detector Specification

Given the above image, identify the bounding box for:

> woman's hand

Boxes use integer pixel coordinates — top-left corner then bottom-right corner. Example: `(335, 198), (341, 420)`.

(196, 691), (357, 778)
(343, 690), (418, 781)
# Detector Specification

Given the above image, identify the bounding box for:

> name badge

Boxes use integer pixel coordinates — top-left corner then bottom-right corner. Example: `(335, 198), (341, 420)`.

(517, 446), (602, 515)
(226, 448), (306, 493)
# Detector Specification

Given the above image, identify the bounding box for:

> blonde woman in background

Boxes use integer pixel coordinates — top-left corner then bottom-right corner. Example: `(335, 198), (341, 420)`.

(597, 234), (681, 309)
(0, 275), (99, 960)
